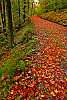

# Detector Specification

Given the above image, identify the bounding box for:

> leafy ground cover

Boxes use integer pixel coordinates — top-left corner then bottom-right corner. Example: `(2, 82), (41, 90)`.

(0, 24), (35, 65)
(0, 24), (38, 99)
(4, 16), (67, 100)
(39, 9), (67, 27)
(0, 23), (32, 58)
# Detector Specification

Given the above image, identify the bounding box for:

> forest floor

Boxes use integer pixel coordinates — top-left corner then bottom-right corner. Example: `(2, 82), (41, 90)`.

(6, 16), (67, 99)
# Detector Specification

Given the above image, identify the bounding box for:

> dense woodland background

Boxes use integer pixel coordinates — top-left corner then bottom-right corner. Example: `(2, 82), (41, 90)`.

(0, 0), (67, 99)
(0, 0), (33, 48)
(0, 0), (67, 48)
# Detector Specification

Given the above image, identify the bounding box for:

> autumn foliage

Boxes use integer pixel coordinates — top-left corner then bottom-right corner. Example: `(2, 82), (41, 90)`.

(6, 16), (67, 100)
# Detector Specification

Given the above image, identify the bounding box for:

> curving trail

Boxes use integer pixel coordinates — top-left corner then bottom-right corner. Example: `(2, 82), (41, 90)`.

(32, 16), (67, 46)
(32, 16), (67, 34)
(7, 16), (67, 100)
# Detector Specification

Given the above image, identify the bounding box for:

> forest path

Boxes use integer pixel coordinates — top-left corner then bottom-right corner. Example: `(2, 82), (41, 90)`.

(30, 16), (67, 65)
(7, 16), (67, 100)
(32, 16), (67, 47)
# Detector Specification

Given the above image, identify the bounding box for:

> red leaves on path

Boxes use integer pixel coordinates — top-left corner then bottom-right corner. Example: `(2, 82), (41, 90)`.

(7, 16), (67, 100)
(32, 16), (67, 46)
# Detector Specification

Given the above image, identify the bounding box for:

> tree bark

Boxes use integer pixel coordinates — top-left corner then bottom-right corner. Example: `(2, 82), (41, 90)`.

(28, 0), (29, 14)
(3, 0), (6, 32)
(18, 0), (20, 27)
(32, 1), (34, 15)
(0, 0), (5, 32)
(23, 0), (26, 23)
(6, 0), (14, 48)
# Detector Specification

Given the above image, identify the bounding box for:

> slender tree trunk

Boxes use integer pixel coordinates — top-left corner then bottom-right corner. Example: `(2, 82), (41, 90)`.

(18, 0), (20, 27)
(32, 1), (34, 15)
(0, 0), (2, 33)
(0, 21), (1, 34)
(27, 0), (29, 22)
(6, 0), (14, 48)
(3, 0), (6, 32)
(23, 0), (26, 23)
(0, 0), (4, 32)
(28, 0), (29, 14)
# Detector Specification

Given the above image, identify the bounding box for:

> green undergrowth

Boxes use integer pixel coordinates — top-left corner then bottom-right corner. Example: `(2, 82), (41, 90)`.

(0, 24), (38, 99)
(40, 9), (67, 27)
(0, 23), (33, 59)
(15, 23), (34, 44)
(0, 33), (8, 59)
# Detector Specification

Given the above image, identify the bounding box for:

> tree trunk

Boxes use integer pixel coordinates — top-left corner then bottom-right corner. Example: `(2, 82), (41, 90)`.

(18, 0), (20, 27)
(6, 0), (14, 48)
(3, 0), (6, 32)
(0, 0), (4, 32)
(27, 0), (29, 22)
(28, 0), (29, 14)
(23, 0), (26, 23)
(32, 1), (34, 15)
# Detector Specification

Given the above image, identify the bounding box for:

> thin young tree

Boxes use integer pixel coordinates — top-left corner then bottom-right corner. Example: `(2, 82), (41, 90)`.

(27, 0), (30, 22)
(0, 0), (5, 32)
(23, 0), (26, 23)
(6, 0), (14, 48)
(32, 1), (34, 15)
(18, 0), (20, 27)
(2, 0), (6, 32)
(28, 0), (29, 14)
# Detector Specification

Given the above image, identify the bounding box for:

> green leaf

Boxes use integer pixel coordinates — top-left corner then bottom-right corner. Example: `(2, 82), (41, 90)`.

(3, 59), (14, 70)
(0, 68), (3, 77)
(9, 67), (16, 77)
(44, 88), (48, 93)
(17, 60), (25, 71)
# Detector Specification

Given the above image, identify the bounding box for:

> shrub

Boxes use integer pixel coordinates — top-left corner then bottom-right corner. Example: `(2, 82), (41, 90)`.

(40, 9), (67, 26)
(17, 60), (25, 71)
